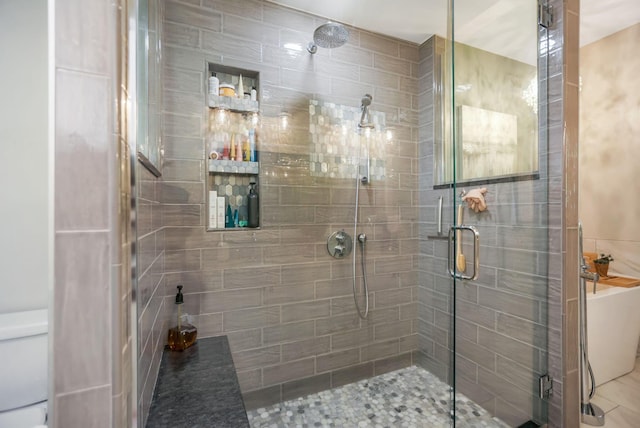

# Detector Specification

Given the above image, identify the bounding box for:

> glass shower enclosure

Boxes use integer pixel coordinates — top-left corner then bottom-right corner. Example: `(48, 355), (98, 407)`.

(426, 0), (551, 425)
(132, 0), (553, 426)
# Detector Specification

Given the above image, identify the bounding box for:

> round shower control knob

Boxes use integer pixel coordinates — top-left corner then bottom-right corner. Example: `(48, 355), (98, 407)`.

(327, 231), (353, 259)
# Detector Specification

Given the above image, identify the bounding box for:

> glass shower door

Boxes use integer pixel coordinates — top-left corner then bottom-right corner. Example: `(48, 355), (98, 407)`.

(448, 0), (550, 425)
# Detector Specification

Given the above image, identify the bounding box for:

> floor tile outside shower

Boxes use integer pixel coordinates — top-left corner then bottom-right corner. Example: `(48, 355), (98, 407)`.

(580, 357), (640, 428)
(247, 366), (508, 427)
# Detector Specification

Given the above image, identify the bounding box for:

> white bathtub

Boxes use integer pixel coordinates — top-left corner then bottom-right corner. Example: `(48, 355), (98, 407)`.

(587, 284), (640, 386)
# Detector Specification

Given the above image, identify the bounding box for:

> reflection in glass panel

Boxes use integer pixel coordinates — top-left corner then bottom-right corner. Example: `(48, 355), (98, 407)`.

(136, 0), (149, 158)
(454, 45), (538, 181)
(136, 0), (163, 176)
(436, 0), (538, 184)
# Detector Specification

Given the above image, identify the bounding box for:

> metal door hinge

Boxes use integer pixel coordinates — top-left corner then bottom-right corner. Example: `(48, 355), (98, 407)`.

(539, 374), (553, 399)
(538, 2), (553, 28)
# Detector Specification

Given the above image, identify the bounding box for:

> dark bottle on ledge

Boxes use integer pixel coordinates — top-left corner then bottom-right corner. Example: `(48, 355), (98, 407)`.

(247, 182), (259, 228)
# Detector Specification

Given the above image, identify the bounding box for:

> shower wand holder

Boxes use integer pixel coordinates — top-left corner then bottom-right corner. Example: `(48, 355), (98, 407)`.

(579, 222), (605, 426)
(581, 402), (605, 426)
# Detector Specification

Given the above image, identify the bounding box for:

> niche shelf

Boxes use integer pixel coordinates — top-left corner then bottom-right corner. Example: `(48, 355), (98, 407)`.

(208, 95), (258, 113)
(206, 62), (261, 232)
(208, 160), (259, 175)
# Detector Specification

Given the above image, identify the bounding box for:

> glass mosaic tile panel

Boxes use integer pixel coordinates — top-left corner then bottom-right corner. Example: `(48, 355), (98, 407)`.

(308, 99), (387, 181)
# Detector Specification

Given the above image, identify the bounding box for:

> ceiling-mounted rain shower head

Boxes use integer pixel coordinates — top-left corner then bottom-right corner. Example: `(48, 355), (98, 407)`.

(314, 22), (349, 48)
(307, 22), (349, 54)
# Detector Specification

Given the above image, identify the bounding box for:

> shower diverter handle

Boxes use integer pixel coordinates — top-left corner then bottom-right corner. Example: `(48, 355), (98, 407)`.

(447, 225), (480, 281)
(327, 230), (353, 259)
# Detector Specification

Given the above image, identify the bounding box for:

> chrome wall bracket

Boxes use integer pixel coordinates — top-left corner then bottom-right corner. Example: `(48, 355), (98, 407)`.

(538, 1), (553, 28)
(539, 374), (553, 399)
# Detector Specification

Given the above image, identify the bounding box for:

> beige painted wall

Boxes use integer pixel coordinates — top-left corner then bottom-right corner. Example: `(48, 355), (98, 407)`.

(580, 23), (640, 278)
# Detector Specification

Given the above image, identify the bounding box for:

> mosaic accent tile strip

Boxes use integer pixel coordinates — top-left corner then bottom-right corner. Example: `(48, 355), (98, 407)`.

(209, 174), (255, 220)
(308, 99), (387, 181)
(209, 160), (259, 175)
(246, 366), (509, 428)
(208, 94), (259, 112)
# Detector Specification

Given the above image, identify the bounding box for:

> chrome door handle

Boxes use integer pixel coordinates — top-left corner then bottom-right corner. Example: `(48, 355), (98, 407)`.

(447, 225), (480, 280)
(437, 196), (443, 235)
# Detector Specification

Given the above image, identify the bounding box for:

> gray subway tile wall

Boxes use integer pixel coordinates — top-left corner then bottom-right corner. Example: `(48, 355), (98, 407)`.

(136, 1), (166, 427)
(136, 87), (167, 428)
(157, 0), (419, 413)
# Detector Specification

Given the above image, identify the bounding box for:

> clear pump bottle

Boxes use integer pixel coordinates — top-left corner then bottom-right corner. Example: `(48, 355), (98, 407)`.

(167, 285), (198, 351)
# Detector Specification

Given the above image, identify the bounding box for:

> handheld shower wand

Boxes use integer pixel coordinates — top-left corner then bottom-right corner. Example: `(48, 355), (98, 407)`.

(351, 94), (373, 319)
(357, 94), (373, 185)
(358, 94), (374, 129)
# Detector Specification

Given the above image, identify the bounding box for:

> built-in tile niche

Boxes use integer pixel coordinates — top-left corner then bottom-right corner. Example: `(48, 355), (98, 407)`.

(206, 63), (260, 231)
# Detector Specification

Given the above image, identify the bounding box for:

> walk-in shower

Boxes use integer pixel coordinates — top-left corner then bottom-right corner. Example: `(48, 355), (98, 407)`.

(138, 0), (558, 426)
(307, 22), (349, 54)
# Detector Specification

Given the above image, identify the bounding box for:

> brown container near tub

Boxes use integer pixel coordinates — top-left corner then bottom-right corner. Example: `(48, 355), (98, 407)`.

(594, 261), (610, 278)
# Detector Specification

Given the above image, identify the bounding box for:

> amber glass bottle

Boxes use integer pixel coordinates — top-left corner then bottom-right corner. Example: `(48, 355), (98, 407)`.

(167, 285), (197, 351)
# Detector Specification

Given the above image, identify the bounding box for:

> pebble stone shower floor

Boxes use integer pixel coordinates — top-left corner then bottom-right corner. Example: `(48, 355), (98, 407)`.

(247, 365), (510, 428)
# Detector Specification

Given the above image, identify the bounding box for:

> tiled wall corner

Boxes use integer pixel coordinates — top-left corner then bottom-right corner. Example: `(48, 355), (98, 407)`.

(532, 0), (580, 426)
(561, 0), (581, 426)
(53, 0), (130, 426)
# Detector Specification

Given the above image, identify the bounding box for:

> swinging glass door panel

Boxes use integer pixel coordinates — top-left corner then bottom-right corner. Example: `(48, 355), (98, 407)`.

(448, 0), (550, 426)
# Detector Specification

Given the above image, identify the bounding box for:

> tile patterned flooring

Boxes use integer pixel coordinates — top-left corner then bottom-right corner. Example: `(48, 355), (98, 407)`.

(247, 366), (508, 427)
(581, 357), (640, 428)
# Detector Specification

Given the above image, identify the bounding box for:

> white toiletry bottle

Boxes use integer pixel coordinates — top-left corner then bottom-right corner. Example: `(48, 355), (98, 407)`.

(237, 74), (244, 99)
(208, 72), (219, 96)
